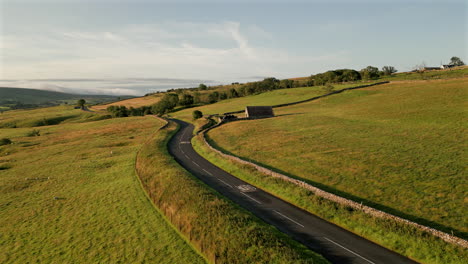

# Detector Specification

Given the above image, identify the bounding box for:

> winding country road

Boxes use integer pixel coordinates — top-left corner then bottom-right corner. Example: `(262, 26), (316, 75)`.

(168, 119), (417, 264)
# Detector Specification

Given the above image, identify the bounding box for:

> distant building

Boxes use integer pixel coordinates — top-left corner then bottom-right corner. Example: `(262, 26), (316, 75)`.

(441, 64), (455, 69)
(420, 67), (441, 71)
(245, 106), (274, 118)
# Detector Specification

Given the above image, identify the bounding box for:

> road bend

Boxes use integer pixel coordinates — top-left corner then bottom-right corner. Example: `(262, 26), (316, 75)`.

(168, 119), (417, 264)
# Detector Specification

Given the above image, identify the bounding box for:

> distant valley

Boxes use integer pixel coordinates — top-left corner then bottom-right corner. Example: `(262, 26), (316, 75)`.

(0, 87), (133, 111)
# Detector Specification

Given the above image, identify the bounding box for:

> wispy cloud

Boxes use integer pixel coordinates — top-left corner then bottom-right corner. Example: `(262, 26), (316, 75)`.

(1, 20), (350, 94)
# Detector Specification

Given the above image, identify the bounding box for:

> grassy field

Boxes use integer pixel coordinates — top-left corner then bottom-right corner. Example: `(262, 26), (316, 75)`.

(171, 83), (374, 122)
(205, 78), (467, 237)
(192, 132), (467, 264)
(136, 121), (328, 264)
(0, 87), (124, 110)
(380, 66), (468, 81)
(0, 105), (112, 128)
(0, 115), (204, 263)
(92, 94), (162, 111)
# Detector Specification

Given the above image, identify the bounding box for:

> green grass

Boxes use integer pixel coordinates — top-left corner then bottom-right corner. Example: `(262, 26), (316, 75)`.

(0, 105), (111, 128)
(136, 121), (329, 264)
(0, 87), (124, 105)
(205, 78), (467, 236)
(192, 134), (468, 264)
(171, 83), (376, 122)
(183, 77), (468, 263)
(379, 66), (468, 81)
(0, 116), (205, 263)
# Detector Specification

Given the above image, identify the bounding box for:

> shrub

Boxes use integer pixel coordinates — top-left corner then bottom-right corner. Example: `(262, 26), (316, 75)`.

(192, 110), (203, 119)
(0, 138), (12, 146)
(26, 129), (41, 137)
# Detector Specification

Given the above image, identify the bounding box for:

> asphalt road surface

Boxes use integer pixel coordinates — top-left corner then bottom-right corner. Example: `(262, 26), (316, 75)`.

(168, 119), (417, 264)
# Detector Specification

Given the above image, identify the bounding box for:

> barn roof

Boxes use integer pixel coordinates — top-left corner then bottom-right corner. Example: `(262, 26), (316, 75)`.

(245, 106), (274, 118)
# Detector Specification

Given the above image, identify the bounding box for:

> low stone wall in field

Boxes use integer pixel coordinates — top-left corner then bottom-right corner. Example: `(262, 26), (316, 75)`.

(223, 81), (390, 115)
(200, 126), (468, 249)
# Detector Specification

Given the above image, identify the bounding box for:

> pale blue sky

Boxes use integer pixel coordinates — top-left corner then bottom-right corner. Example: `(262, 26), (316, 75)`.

(0, 0), (466, 95)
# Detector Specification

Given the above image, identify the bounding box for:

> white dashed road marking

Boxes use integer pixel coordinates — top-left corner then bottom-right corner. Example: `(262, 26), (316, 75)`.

(323, 237), (376, 264)
(241, 192), (262, 204)
(273, 210), (304, 228)
(192, 161), (200, 167)
(217, 178), (233, 188)
(202, 169), (213, 176)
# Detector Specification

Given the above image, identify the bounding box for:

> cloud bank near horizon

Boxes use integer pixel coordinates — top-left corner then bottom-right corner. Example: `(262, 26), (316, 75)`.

(1, 20), (349, 82)
(0, 78), (231, 96)
(2, 1), (464, 97)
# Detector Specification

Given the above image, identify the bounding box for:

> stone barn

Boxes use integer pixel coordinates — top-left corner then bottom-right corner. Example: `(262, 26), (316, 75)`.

(245, 106), (274, 118)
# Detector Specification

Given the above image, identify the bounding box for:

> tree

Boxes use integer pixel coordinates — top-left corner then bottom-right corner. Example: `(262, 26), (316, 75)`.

(313, 74), (327, 86)
(192, 110), (203, 119)
(259, 77), (280, 91)
(152, 100), (172, 116)
(77, 99), (86, 109)
(382, 66), (397, 75)
(106, 105), (129, 117)
(116, 106), (128, 117)
(198, 84), (208, 91)
(179, 94), (194, 106)
(219, 92), (228, 100)
(237, 86), (247, 97)
(129, 107), (143, 116)
(279, 79), (294, 89)
(360, 66), (380, 80)
(208, 92), (219, 103)
(228, 88), (239, 98)
(340, 69), (361, 81)
(449, 56), (465, 66)
(162, 93), (179, 110)
(193, 92), (202, 104)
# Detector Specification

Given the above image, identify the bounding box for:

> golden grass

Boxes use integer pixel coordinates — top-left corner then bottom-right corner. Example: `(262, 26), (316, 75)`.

(0, 116), (204, 263)
(0, 105), (112, 128)
(92, 94), (162, 110)
(206, 78), (468, 236)
(171, 83), (367, 122)
(136, 121), (328, 264)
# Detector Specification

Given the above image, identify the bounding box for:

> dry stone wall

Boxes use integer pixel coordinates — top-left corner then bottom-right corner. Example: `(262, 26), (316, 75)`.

(223, 81), (390, 115)
(200, 127), (468, 249)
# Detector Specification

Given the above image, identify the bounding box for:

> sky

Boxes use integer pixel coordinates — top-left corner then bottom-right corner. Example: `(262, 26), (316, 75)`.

(0, 0), (466, 95)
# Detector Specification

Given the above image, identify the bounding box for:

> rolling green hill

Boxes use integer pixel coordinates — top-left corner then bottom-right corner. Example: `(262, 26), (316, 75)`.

(0, 116), (205, 263)
(0, 87), (133, 110)
(185, 76), (468, 264)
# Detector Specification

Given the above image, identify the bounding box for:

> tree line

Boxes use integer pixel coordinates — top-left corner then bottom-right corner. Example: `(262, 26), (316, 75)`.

(106, 65), (400, 117)
(314, 66), (397, 85)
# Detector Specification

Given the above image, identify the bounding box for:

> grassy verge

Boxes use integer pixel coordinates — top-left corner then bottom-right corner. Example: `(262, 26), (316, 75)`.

(193, 117), (216, 134)
(192, 134), (467, 264)
(0, 116), (204, 263)
(135, 121), (329, 264)
(204, 79), (467, 236)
